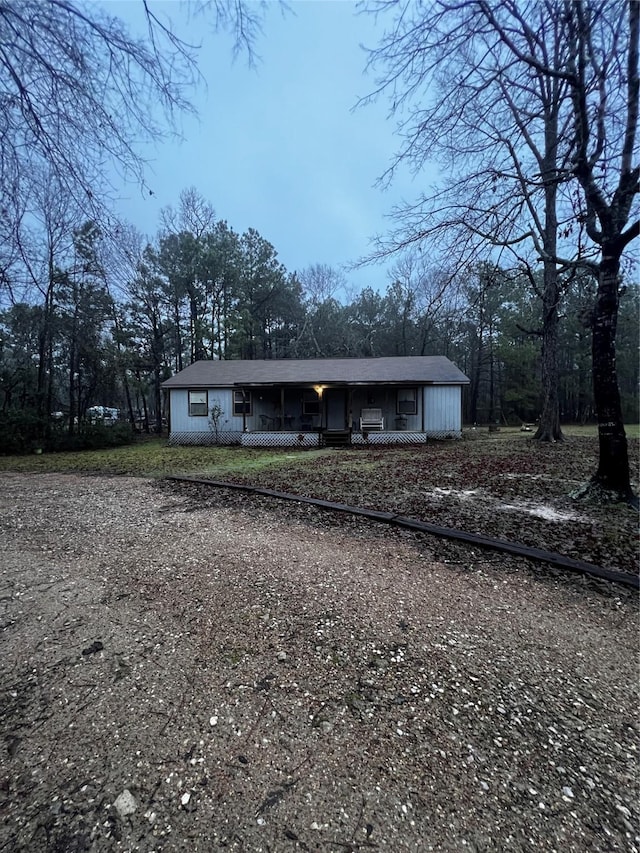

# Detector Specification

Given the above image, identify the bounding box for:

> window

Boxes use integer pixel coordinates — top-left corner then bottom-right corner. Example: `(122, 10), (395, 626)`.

(302, 391), (320, 416)
(233, 390), (252, 416)
(397, 388), (417, 415)
(188, 390), (208, 417)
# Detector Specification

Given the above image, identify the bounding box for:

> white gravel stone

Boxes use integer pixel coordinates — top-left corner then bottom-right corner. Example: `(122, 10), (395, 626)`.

(113, 790), (137, 818)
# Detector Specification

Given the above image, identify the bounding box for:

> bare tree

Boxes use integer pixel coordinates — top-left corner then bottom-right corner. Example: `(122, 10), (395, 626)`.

(0, 1), (273, 273)
(360, 1), (584, 441)
(0, 2), (196, 218)
(192, 0), (276, 66)
(299, 264), (348, 305)
(386, 251), (463, 357)
(160, 187), (218, 240)
(563, 0), (639, 500)
(362, 0), (637, 497)
(13, 169), (81, 421)
(477, 0), (638, 496)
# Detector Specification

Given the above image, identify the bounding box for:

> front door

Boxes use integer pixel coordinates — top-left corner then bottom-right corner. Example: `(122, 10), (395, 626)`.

(325, 389), (347, 429)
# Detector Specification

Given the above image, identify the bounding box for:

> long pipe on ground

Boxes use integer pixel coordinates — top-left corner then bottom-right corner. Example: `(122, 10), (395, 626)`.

(166, 475), (639, 591)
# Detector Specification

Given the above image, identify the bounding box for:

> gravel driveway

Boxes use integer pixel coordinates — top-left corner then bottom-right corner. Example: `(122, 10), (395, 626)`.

(0, 473), (637, 852)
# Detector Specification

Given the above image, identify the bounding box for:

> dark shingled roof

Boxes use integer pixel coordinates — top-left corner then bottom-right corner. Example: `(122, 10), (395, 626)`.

(161, 357), (469, 388)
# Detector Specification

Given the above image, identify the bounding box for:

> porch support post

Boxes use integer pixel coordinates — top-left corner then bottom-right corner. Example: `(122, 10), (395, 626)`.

(280, 386), (285, 430)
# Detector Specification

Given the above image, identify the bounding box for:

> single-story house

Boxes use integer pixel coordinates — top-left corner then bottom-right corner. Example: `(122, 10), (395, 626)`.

(161, 356), (470, 447)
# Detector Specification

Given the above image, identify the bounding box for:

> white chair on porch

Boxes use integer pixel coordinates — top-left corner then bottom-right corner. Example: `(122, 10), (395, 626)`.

(359, 408), (384, 430)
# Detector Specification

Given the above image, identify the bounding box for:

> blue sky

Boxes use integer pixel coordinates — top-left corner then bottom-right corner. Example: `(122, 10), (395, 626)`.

(107, 0), (427, 292)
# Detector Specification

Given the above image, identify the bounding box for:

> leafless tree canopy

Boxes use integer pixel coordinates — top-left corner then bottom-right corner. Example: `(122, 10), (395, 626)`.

(0, 0), (278, 300)
(360, 0), (638, 270)
(0, 1), (198, 209)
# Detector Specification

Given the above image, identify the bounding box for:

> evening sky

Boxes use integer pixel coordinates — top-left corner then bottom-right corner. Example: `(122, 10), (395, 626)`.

(107, 0), (430, 293)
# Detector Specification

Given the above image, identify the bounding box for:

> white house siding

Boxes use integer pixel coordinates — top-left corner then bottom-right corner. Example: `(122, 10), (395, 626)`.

(350, 388), (421, 432)
(423, 386), (462, 437)
(167, 384), (463, 445)
(167, 388), (247, 445)
(169, 388), (250, 433)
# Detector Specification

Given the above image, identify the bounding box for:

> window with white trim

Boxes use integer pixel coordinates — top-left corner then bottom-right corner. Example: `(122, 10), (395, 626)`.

(233, 390), (252, 416)
(397, 388), (417, 415)
(188, 390), (208, 416)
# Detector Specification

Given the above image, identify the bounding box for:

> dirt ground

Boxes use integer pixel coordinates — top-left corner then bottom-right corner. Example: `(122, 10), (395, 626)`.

(0, 472), (638, 852)
(219, 434), (640, 578)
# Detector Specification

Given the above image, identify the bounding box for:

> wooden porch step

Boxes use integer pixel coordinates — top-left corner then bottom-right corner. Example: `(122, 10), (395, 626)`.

(322, 430), (352, 447)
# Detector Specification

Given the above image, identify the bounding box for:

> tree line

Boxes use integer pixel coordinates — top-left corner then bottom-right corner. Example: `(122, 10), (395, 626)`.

(1, 186), (637, 448)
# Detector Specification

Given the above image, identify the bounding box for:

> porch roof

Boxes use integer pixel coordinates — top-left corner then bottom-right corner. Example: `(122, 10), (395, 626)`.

(162, 356), (469, 389)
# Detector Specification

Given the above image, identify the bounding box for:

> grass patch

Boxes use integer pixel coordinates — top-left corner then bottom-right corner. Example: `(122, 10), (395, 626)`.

(1, 428), (636, 574)
(0, 424), (637, 480)
(465, 424), (640, 441)
(0, 439), (329, 478)
(560, 423), (640, 440)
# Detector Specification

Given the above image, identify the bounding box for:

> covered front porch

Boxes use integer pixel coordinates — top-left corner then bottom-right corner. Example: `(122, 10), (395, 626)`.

(238, 383), (421, 436)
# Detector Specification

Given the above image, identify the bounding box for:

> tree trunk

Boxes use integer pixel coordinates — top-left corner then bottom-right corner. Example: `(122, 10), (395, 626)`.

(590, 251), (632, 498)
(172, 299), (183, 372)
(535, 122), (564, 443)
(37, 249), (56, 434)
(141, 392), (150, 434)
(150, 317), (165, 434)
(124, 376), (136, 430)
(534, 271), (563, 441)
(468, 346), (482, 424)
(154, 363), (163, 434)
(68, 352), (76, 437)
(112, 311), (136, 430)
(190, 292), (205, 363)
(488, 317), (497, 424)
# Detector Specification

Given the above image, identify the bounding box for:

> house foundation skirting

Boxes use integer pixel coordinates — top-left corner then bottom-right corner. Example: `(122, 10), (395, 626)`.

(351, 431), (427, 446)
(242, 431), (429, 448)
(167, 431), (243, 446)
(167, 430), (447, 448)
